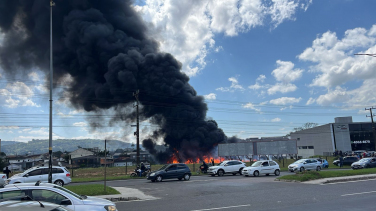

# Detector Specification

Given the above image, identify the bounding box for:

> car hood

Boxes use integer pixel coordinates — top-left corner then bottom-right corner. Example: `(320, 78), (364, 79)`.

(82, 196), (115, 206)
(243, 167), (259, 171)
(150, 170), (165, 174)
(352, 161), (366, 165)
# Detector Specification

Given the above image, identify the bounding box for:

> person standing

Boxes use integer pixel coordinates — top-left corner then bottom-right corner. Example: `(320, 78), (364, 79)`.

(211, 159), (214, 166)
(339, 156), (343, 168)
(3, 167), (11, 179)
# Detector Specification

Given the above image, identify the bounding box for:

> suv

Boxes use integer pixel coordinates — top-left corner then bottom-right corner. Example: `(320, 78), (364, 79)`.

(288, 159), (322, 172)
(333, 156), (359, 166)
(147, 163), (191, 182)
(207, 160), (246, 176)
(5, 166), (71, 186)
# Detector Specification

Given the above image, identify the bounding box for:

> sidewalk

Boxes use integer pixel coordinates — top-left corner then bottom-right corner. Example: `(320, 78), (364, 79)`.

(96, 186), (159, 202)
(303, 173), (376, 185)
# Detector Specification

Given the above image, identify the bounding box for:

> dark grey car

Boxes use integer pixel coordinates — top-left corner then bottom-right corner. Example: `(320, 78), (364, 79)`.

(147, 163), (191, 182)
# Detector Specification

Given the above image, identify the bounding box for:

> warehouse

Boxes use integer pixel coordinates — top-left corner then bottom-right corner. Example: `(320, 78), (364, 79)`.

(290, 117), (375, 158)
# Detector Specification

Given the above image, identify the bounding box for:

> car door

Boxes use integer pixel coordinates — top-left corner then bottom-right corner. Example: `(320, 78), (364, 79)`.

(232, 161), (242, 172)
(269, 161), (278, 173)
(40, 168), (49, 183)
(224, 161), (234, 172)
(24, 169), (43, 183)
(311, 159), (319, 169)
(260, 161), (271, 174)
(165, 164), (178, 179)
(177, 164), (187, 178)
(304, 160), (312, 170)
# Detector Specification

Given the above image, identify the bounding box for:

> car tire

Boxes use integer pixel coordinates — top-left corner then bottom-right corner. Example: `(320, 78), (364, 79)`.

(54, 180), (64, 186)
(151, 180), (156, 182)
(218, 170), (224, 177)
(245, 175), (249, 177)
(239, 168), (244, 175)
(274, 169), (280, 176)
(156, 175), (163, 182)
(266, 174), (270, 176)
(184, 174), (190, 181)
(316, 166), (321, 171)
(232, 173), (237, 175)
(178, 178), (182, 180)
(300, 167), (304, 172)
(253, 171), (259, 177)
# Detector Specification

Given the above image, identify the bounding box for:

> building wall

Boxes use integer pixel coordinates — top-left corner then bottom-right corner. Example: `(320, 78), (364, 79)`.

(291, 124), (334, 157)
(332, 123), (352, 152)
(114, 162), (133, 167)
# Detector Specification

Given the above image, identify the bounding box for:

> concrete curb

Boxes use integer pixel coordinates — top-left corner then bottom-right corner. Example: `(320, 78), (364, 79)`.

(276, 173), (376, 184)
(323, 175), (376, 184)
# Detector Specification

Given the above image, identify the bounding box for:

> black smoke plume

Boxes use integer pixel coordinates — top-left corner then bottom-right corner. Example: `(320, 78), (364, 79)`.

(0, 0), (227, 163)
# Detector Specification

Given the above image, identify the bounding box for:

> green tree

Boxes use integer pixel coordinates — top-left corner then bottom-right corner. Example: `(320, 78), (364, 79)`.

(287, 122), (318, 136)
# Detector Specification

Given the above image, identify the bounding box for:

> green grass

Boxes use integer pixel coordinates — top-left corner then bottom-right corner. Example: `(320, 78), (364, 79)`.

(65, 184), (120, 196)
(278, 167), (376, 182)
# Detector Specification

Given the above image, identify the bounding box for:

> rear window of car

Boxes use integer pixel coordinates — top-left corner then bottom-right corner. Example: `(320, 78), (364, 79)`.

(177, 164), (187, 169)
(0, 190), (26, 200)
(269, 161), (277, 166)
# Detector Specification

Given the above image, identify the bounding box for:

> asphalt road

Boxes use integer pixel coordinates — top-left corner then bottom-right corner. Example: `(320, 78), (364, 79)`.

(73, 171), (376, 211)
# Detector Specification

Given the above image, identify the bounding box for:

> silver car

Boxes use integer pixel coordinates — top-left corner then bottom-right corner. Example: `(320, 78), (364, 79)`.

(0, 200), (73, 211)
(288, 159), (322, 172)
(2, 183), (117, 211)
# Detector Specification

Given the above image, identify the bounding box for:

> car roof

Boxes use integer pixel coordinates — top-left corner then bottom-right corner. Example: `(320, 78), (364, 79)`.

(4, 182), (59, 189)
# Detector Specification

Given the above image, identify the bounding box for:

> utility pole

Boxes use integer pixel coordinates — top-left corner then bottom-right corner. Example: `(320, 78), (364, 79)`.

(132, 90), (140, 167)
(366, 107), (376, 151)
(104, 139), (107, 192)
(48, 0), (55, 184)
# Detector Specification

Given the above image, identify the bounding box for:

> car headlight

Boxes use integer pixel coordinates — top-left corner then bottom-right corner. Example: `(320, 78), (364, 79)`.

(150, 173), (155, 176)
(104, 205), (117, 211)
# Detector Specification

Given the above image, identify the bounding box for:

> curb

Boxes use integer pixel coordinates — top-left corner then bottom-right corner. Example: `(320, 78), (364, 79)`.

(323, 175), (376, 184)
(274, 179), (301, 183)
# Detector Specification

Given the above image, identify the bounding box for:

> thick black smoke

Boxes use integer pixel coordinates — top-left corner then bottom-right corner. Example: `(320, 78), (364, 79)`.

(0, 0), (227, 162)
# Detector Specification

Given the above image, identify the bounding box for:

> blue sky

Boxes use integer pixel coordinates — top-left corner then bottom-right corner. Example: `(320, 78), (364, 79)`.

(1, 0), (376, 143)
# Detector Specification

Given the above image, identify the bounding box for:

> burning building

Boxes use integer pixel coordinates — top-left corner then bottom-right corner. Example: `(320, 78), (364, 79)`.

(0, 0), (228, 163)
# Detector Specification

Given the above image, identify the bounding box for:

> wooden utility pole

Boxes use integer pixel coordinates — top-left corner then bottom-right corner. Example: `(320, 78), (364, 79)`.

(366, 107), (376, 151)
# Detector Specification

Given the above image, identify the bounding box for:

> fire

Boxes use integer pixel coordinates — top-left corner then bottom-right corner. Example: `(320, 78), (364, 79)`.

(168, 149), (222, 164)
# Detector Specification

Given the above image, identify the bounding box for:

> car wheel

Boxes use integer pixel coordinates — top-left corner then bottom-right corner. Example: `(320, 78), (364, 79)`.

(184, 174), (190, 181)
(156, 175), (163, 182)
(245, 175), (249, 177)
(151, 180), (155, 182)
(232, 173), (237, 175)
(253, 171), (259, 177)
(274, 169), (280, 176)
(218, 170), (224, 177)
(316, 166), (321, 171)
(178, 178), (182, 180)
(239, 168), (244, 175)
(54, 180), (64, 186)
(300, 167), (304, 172)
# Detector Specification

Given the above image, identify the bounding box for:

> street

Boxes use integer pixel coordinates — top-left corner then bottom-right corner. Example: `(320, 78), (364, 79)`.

(73, 172), (376, 211)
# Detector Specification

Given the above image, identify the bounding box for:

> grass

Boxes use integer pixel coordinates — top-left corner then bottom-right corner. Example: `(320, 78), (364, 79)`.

(65, 184), (120, 196)
(278, 167), (376, 182)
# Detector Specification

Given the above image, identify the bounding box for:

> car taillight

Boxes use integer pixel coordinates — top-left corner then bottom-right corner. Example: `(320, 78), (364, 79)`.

(2, 175), (5, 179)
(66, 173), (70, 177)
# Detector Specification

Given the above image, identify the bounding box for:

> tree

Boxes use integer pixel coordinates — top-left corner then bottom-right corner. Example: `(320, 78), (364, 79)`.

(287, 122), (318, 136)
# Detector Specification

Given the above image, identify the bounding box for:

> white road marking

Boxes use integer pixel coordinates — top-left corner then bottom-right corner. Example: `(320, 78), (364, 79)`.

(320, 178), (376, 185)
(342, 190), (376, 196)
(191, 204), (251, 211)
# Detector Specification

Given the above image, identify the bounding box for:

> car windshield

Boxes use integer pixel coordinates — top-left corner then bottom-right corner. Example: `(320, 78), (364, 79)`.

(158, 165), (169, 170)
(358, 158), (371, 162)
(216, 162), (225, 166)
(251, 161), (263, 167)
(54, 186), (83, 200)
(293, 160), (306, 164)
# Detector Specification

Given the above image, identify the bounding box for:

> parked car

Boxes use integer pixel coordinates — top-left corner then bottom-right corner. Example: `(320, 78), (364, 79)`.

(316, 158), (329, 168)
(351, 158), (376, 169)
(288, 159), (322, 172)
(0, 174), (6, 187)
(147, 163), (191, 182)
(0, 199), (73, 211)
(333, 156), (359, 166)
(242, 160), (280, 177)
(5, 166), (71, 186)
(2, 182), (117, 211)
(207, 160), (246, 176)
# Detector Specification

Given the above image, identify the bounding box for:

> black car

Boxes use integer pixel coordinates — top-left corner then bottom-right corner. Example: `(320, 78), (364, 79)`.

(147, 163), (191, 182)
(333, 156), (359, 166)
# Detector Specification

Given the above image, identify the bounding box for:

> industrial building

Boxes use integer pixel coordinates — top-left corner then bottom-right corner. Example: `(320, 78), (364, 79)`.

(290, 117), (375, 158)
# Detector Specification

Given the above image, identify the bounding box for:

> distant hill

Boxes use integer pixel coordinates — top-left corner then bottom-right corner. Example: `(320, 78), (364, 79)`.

(1, 139), (135, 155)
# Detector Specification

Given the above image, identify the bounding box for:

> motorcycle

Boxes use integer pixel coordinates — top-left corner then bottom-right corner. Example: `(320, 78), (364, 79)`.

(130, 167), (150, 177)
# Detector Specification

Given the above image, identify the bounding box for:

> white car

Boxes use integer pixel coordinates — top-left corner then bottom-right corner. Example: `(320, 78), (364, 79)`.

(5, 166), (71, 186)
(207, 160), (246, 176)
(0, 174), (6, 187)
(288, 159), (322, 172)
(2, 183), (117, 211)
(0, 200), (73, 211)
(242, 160), (280, 177)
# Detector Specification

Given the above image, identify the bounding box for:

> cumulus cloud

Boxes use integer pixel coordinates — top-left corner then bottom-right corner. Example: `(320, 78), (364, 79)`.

(269, 97), (301, 105)
(216, 77), (245, 92)
(306, 97), (315, 105)
(73, 122), (88, 127)
(242, 102), (261, 113)
(0, 82), (40, 108)
(135, 0), (311, 76)
(267, 83), (297, 95)
(204, 93), (216, 100)
(266, 60), (303, 95)
(271, 117), (281, 122)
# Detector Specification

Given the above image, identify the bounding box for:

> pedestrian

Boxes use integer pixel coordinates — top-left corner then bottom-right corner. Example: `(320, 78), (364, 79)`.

(3, 167), (11, 179)
(339, 156), (343, 168)
(363, 152), (366, 158)
(339, 150), (343, 157)
(211, 159), (214, 166)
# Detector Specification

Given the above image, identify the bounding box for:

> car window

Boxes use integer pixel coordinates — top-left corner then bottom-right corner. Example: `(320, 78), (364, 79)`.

(269, 161), (277, 166)
(41, 168), (49, 175)
(305, 160), (311, 164)
(262, 162), (269, 166)
(31, 189), (69, 205)
(177, 164), (187, 169)
(226, 162), (234, 166)
(167, 165), (177, 170)
(0, 190), (26, 200)
(53, 168), (64, 174)
(28, 169), (42, 176)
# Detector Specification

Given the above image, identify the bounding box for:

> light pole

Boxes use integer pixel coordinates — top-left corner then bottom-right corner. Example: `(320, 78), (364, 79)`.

(48, 0), (55, 184)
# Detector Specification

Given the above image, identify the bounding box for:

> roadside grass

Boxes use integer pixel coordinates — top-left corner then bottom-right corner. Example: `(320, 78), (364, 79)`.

(278, 167), (376, 182)
(65, 184), (120, 196)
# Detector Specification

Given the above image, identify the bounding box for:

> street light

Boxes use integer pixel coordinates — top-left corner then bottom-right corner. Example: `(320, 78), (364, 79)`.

(48, 0), (55, 184)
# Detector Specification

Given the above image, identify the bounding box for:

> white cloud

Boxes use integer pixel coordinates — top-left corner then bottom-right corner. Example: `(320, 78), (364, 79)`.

(136, 0), (311, 76)
(269, 97), (301, 105)
(28, 72), (40, 81)
(216, 77), (245, 92)
(0, 82), (40, 108)
(242, 102), (261, 113)
(204, 93), (216, 100)
(306, 97), (315, 105)
(267, 83), (297, 95)
(73, 122), (88, 127)
(256, 75), (266, 82)
(0, 126), (19, 130)
(272, 60), (303, 83)
(271, 117), (281, 122)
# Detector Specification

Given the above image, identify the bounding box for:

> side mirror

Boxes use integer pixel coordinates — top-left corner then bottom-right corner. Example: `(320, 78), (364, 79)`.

(303, 162), (307, 164)
(60, 199), (72, 205)
(24, 174), (29, 177)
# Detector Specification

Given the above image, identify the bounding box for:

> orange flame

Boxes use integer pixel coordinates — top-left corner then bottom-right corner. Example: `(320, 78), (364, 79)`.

(168, 149), (222, 164)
